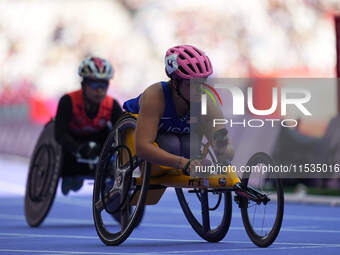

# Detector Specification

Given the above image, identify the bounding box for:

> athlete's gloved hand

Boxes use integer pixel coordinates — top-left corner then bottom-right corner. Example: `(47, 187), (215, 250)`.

(75, 141), (100, 159)
(212, 129), (229, 155)
(182, 158), (212, 176)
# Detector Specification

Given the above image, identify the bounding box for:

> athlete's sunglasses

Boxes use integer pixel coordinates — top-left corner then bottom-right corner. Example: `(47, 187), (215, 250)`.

(87, 80), (109, 90)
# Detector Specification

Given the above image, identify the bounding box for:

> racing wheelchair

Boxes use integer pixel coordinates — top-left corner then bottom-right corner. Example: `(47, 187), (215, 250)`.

(24, 120), (140, 227)
(92, 113), (284, 247)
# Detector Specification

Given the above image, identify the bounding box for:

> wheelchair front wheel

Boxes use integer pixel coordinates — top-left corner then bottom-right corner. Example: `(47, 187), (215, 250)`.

(240, 152), (284, 247)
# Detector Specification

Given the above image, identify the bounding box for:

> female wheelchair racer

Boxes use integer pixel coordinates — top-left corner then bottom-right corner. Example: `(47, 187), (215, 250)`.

(24, 56), (132, 227)
(92, 45), (284, 247)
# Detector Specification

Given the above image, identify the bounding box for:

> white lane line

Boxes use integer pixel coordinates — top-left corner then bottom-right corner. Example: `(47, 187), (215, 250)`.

(287, 225), (321, 229)
(146, 245), (340, 254)
(0, 249), (152, 255)
(45, 196), (340, 223)
(1, 245), (340, 255)
(4, 194), (340, 223)
(0, 233), (96, 239)
(2, 213), (340, 234)
(148, 207), (340, 222)
(0, 214), (93, 225)
(56, 197), (91, 207)
(0, 181), (25, 195)
(140, 222), (340, 234)
(1, 232), (340, 248)
(132, 238), (340, 247)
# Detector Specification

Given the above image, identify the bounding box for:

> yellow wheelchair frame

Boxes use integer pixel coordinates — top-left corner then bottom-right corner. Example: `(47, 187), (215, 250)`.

(122, 114), (240, 206)
(92, 113), (284, 248)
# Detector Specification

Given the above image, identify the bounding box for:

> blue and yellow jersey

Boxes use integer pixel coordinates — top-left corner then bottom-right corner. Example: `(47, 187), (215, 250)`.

(123, 82), (190, 134)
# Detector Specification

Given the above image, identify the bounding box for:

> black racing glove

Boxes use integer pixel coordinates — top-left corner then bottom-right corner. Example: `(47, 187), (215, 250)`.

(213, 129), (228, 147)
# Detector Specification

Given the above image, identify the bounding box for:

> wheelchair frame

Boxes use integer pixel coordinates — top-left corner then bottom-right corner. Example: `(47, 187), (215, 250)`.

(92, 112), (284, 247)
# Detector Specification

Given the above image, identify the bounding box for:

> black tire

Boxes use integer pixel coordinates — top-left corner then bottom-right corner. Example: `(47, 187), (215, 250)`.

(93, 114), (150, 246)
(176, 145), (232, 242)
(240, 152), (284, 247)
(25, 121), (62, 227)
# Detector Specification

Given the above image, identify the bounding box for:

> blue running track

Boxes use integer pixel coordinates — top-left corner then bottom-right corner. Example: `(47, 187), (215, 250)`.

(1, 157), (340, 255)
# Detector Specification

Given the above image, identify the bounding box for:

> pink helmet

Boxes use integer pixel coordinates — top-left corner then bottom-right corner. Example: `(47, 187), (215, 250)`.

(165, 45), (213, 79)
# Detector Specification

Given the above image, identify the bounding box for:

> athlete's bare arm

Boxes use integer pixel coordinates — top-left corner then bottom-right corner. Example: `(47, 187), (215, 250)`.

(135, 83), (189, 169)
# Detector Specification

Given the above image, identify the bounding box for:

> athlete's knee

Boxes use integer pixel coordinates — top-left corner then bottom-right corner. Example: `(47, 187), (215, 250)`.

(156, 133), (181, 156)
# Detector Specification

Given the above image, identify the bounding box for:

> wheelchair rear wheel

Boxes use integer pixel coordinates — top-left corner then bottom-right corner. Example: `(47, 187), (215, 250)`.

(25, 121), (62, 227)
(93, 114), (150, 246)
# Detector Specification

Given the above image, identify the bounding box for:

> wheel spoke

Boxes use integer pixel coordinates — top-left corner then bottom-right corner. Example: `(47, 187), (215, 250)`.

(120, 201), (129, 230)
(113, 129), (120, 147)
(117, 163), (131, 173)
(261, 204), (267, 235)
(200, 189), (210, 233)
(252, 204), (257, 226)
(95, 187), (119, 213)
(95, 199), (104, 212)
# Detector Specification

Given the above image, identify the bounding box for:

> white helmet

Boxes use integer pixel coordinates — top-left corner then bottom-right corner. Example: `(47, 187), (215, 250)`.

(78, 56), (113, 80)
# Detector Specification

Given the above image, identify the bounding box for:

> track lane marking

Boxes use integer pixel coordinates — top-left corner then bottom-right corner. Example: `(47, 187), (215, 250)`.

(50, 197), (340, 222)
(1, 245), (340, 255)
(1, 214), (340, 234)
(0, 232), (340, 247)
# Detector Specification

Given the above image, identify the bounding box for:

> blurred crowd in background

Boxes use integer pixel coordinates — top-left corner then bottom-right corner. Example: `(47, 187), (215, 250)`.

(1, 0), (340, 191)
(1, 0), (340, 160)
(1, 0), (340, 124)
